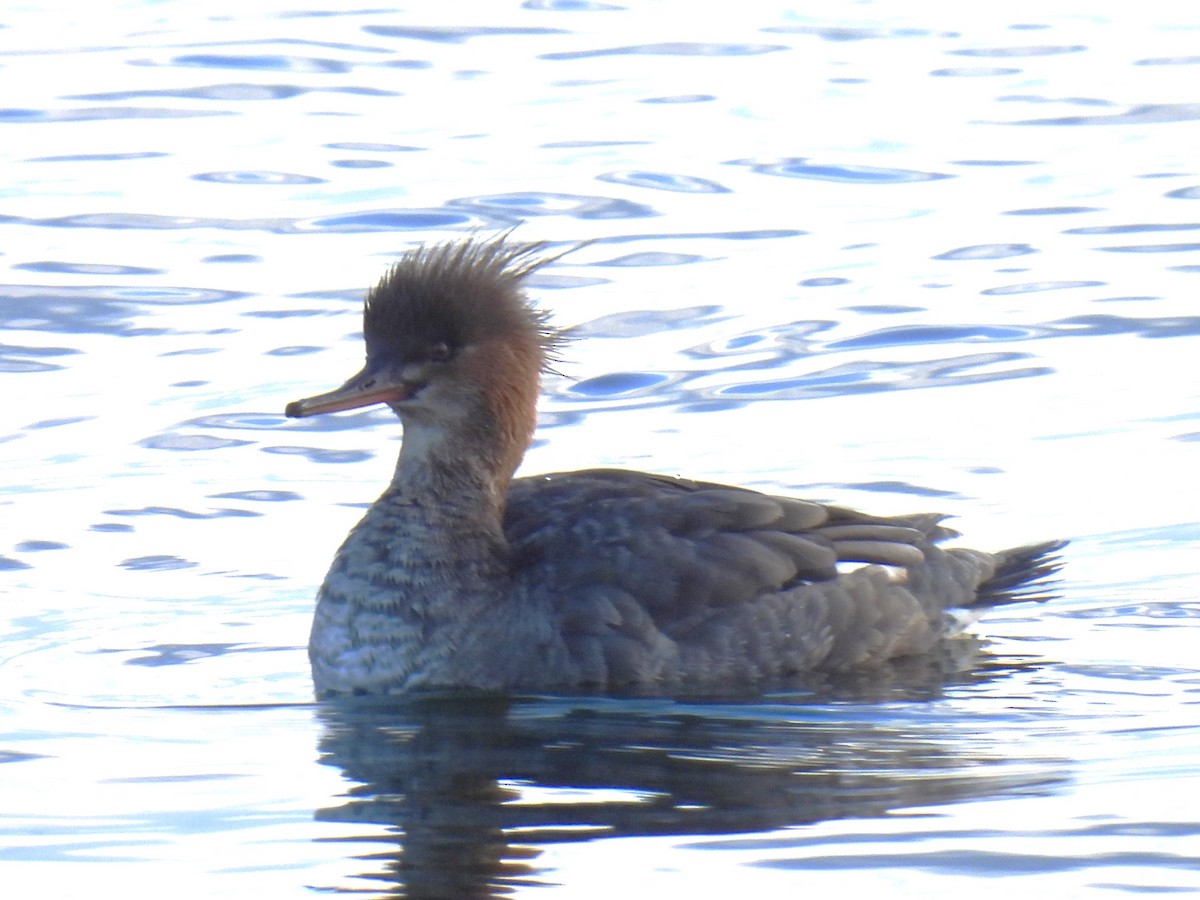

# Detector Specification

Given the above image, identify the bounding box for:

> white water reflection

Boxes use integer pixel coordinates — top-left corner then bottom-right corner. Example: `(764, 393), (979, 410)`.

(2, 1), (1199, 897)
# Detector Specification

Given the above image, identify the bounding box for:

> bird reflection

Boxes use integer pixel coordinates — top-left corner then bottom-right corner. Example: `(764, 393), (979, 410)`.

(311, 647), (1061, 898)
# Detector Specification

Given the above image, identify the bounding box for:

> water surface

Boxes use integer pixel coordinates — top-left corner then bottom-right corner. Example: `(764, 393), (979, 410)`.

(2, 1), (1199, 896)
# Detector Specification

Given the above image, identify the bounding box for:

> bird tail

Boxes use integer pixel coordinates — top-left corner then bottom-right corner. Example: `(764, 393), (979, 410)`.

(974, 539), (1069, 608)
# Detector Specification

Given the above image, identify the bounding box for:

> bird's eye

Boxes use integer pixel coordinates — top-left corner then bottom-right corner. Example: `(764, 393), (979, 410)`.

(429, 341), (454, 363)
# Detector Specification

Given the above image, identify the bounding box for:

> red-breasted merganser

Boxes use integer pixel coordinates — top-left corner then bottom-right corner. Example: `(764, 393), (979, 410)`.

(285, 236), (1066, 697)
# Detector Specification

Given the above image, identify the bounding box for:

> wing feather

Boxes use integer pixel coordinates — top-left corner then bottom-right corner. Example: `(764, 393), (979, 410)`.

(505, 468), (947, 620)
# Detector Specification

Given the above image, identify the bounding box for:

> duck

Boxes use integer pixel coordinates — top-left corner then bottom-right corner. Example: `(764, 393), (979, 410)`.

(285, 235), (1066, 697)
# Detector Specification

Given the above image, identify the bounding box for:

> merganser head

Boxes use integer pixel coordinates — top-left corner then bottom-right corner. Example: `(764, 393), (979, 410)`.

(285, 236), (565, 479)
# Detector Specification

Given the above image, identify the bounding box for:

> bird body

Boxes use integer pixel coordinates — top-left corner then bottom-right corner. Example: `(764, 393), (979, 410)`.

(286, 237), (1065, 696)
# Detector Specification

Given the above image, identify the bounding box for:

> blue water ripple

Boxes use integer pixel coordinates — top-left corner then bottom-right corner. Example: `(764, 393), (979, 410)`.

(542, 42), (787, 60)
(164, 53), (353, 74)
(448, 192), (658, 220)
(727, 158), (952, 184)
(982, 281), (1104, 295)
(829, 324), (1043, 350)
(935, 244), (1036, 260)
(261, 446), (375, 464)
(365, 25), (568, 44)
(597, 171), (730, 193)
(593, 252), (707, 267)
(194, 171), (326, 185)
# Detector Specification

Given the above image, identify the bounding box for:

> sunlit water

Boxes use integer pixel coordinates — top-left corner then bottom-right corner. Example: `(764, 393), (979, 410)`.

(2, 1), (1198, 897)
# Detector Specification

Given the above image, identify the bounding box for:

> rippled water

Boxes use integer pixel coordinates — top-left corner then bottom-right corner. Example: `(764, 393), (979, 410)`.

(3, 1), (1198, 897)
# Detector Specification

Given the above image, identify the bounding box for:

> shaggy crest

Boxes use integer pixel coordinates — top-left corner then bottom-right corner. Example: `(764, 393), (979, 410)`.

(363, 235), (568, 370)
